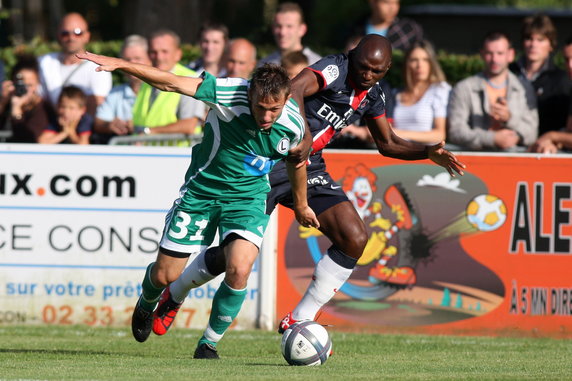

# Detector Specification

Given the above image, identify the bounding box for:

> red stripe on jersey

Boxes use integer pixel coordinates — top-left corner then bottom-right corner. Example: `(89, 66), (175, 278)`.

(312, 125), (336, 152)
(367, 112), (386, 120)
(348, 79), (370, 110)
(308, 68), (327, 90)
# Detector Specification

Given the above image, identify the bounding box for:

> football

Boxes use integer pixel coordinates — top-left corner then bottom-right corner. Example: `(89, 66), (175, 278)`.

(466, 194), (507, 232)
(281, 321), (332, 366)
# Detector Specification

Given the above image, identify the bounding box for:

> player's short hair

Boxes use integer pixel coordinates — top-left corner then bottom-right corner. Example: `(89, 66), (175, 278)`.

(276, 2), (305, 24)
(249, 64), (291, 101)
(281, 50), (308, 69)
(199, 22), (229, 43)
(58, 85), (87, 108)
(521, 13), (557, 49)
(121, 34), (148, 55)
(403, 40), (446, 89)
(149, 29), (181, 47)
(566, 35), (572, 47)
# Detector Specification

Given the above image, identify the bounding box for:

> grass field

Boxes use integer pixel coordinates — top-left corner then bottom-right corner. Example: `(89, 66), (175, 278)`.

(0, 325), (571, 380)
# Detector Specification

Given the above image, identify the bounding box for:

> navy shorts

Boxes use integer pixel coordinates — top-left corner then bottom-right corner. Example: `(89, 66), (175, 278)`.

(267, 168), (348, 217)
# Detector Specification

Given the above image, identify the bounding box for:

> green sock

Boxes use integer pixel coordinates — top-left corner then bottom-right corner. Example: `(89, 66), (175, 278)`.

(139, 262), (164, 312)
(198, 281), (247, 347)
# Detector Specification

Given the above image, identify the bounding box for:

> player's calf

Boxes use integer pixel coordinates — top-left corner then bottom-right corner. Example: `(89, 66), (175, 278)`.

(153, 286), (183, 336)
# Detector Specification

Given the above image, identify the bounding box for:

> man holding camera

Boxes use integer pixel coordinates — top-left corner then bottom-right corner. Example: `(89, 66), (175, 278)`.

(0, 55), (54, 143)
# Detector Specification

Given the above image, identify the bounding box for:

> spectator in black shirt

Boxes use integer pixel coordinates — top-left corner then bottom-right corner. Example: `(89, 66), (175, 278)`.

(510, 14), (571, 135)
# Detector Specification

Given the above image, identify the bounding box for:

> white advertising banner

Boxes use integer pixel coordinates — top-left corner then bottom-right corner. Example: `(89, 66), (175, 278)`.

(0, 144), (261, 330)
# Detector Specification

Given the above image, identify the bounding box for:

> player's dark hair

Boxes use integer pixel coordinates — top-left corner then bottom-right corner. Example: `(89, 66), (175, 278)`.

(521, 13), (557, 49)
(250, 64), (291, 101)
(58, 85), (87, 108)
(564, 35), (572, 47)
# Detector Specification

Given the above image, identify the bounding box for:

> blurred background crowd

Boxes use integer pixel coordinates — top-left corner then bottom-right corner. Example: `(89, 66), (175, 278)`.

(0, 0), (571, 153)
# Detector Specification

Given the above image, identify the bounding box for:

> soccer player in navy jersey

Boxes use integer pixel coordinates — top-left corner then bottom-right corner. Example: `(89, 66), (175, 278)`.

(154, 34), (465, 339)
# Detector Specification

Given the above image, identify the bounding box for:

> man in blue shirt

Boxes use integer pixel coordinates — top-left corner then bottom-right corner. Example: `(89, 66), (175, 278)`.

(92, 35), (151, 144)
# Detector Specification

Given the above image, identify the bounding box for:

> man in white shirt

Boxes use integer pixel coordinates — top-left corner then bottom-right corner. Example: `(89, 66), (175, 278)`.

(258, 2), (321, 67)
(38, 12), (112, 115)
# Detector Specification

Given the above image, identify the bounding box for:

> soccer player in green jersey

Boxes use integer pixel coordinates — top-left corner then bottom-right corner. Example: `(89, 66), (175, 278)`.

(78, 51), (320, 358)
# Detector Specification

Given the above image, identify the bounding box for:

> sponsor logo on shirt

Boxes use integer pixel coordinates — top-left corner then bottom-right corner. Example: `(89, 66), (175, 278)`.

(243, 152), (273, 176)
(316, 103), (354, 130)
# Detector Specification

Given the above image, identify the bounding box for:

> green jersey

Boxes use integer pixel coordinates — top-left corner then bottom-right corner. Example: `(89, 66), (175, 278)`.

(183, 72), (305, 200)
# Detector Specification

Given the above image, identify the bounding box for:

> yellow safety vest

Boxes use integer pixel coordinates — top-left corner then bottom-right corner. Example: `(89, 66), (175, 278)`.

(132, 64), (199, 146)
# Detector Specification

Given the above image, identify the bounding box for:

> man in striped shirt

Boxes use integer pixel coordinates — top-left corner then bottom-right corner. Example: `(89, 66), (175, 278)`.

(78, 52), (319, 358)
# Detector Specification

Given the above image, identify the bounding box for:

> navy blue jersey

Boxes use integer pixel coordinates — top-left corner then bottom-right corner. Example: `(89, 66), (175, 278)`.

(304, 53), (387, 153)
(270, 53), (387, 186)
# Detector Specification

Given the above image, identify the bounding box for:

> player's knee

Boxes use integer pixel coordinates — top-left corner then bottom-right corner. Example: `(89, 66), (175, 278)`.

(354, 229), (368, 252)
(343, 225), (368, 256)
(225, 264), (251, 289)
(151, 266), (178, 288)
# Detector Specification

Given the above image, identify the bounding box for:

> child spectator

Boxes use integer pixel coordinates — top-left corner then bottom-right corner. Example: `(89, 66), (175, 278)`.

(280, 50), (309, 79)
(38, 86), (92, 144)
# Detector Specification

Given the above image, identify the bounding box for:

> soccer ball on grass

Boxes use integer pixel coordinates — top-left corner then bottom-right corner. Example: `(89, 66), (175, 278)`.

(281, 321), (332, 366)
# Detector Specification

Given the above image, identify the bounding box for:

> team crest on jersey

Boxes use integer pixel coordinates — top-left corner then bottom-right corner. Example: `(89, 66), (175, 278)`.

(322, 65), (340, 85)
(358, 98), (370, 110)
(277, 137), (289, 154)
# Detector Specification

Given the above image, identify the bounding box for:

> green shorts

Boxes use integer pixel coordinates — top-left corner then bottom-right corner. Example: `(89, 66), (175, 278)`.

(159, 194), (269, 256)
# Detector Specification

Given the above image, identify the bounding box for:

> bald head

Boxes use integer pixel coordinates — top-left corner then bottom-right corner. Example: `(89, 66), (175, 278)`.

(348, 34), (392, 90)
(353, 34), (392, 62)
(226, 38), (257, 79)
(59, 12), (88, 30)
(58, 12), (90, 55)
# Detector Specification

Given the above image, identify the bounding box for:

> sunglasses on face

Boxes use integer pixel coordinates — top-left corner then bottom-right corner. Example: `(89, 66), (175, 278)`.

(59, 28), (85, 37)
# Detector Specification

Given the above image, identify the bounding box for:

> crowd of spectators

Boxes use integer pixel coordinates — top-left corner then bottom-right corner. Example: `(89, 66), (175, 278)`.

(0, 1), (571, 154)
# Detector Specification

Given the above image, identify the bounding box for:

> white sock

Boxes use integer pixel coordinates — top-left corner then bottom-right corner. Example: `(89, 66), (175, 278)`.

(292, 253), (353, 321)
(169, 250), (216, 303)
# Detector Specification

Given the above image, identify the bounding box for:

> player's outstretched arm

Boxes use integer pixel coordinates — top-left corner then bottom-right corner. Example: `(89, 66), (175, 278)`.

(285, 160), (320, 229)
(367, 116), (465, 176)
(76, 51), (203, 97)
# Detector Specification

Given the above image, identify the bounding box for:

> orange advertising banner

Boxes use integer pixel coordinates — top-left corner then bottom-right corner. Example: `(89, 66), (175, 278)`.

(276, 151), (572, 338)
